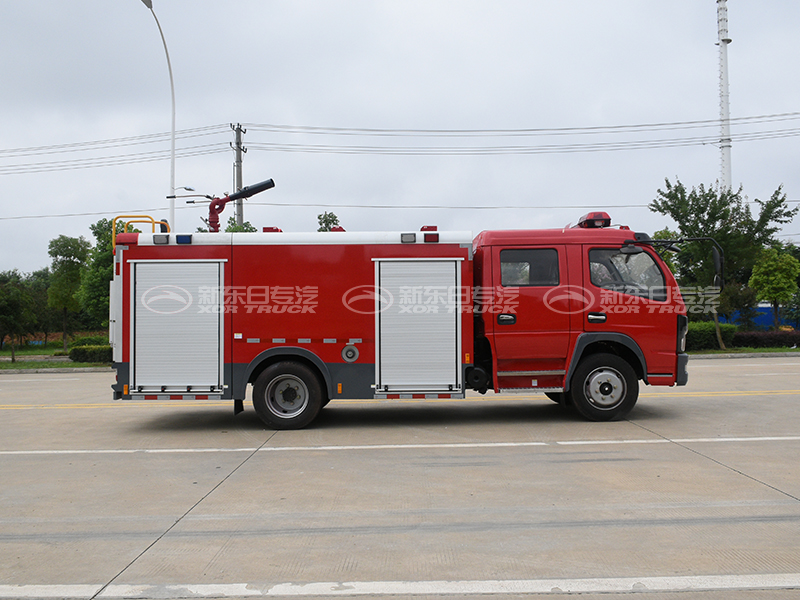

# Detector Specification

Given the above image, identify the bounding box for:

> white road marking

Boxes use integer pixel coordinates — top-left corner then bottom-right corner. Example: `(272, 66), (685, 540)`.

(0, 378), (81, 383)
(4, 574), (800, 598)
(259, 574), (800, 596)
(1, 436), (799, 456)
(691, 362), (800, 368)
(0, 585), (100, 598)
(557, 435), (800, 446)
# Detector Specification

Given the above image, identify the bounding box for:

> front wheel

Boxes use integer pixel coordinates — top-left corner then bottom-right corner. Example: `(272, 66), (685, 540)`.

(252, 362), (324, 429)
(568, 353), (638, 421)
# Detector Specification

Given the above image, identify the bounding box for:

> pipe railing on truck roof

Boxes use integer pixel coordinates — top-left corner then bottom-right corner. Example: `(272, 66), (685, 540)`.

(111, 215), (171, 251)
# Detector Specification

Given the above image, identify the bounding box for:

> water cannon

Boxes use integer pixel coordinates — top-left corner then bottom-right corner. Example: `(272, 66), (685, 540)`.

(207, 178), (275, 232)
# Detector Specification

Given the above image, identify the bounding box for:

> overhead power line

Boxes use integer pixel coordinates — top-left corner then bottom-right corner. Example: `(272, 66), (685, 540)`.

(0, 125), (229, 158)
(243, 111), (800, 138)
(245, 127), (800, 156)
(3, 199), (798, 222)
(1, 112), (799, 175)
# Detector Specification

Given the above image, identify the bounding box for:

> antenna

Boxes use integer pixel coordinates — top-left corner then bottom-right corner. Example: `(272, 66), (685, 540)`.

(717, 0), (732, 190)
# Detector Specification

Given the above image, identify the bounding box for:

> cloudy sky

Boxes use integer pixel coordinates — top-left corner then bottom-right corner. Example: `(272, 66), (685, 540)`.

(1, 0), (799, 273)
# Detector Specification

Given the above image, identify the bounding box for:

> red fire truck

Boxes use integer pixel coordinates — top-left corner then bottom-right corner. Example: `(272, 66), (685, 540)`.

(110, 185), (690, 429)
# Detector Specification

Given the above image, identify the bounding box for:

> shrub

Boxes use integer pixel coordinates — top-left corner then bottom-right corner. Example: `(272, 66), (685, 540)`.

(69, 335), (109, 348)
(69, 345), (112, 363)
(686, 321), (737, 351)
(732, 330), (800, 349)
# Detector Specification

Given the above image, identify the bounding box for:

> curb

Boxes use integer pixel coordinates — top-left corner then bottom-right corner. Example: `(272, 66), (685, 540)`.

(0, 367), (114, 375)
(689, 352), (800, 360)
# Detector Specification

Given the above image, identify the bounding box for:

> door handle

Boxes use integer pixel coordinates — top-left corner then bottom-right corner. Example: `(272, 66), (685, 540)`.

(497, 313), (517, 325)
(587, 312), (607, 323)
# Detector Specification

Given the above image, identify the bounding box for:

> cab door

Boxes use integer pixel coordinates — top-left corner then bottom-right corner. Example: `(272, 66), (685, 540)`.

(582, 245), (678, 378)
(490, 246), (570, 390)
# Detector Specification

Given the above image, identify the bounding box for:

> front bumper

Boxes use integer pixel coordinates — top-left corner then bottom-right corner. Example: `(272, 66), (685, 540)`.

(676, 353), (689, 386)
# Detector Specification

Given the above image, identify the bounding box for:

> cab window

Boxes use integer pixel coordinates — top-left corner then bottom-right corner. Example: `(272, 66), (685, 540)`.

(589, 248), (666, 301)
(500, 249), (559, 287)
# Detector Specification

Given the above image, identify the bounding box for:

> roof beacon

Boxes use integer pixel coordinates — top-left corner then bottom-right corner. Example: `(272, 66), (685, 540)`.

(576, 211), (611, 229)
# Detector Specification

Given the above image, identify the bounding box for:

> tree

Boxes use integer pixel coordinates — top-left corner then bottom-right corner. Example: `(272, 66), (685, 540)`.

(48, 235), (90, 351)
(196, 216), (257, 233)
(224, 216), (257, 232)
(785, 289), (800, 329)
(0, 276), (33, 362)
(24, 268), (56, 342)
(651, 227), (680, 275)
(650, 180), (798, 286)
(748, 248), (800, 329)
(317, 211), (341, 232)
(717, 281), (759, 331)
(77, 219), (131, 329)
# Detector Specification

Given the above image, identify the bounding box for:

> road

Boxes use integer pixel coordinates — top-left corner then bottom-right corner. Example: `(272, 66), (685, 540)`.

(0, 356), (799, 599)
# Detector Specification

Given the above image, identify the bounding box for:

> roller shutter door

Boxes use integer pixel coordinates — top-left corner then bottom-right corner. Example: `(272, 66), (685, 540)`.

(376, 260), (461, 392)
(132, 261), (223, 391)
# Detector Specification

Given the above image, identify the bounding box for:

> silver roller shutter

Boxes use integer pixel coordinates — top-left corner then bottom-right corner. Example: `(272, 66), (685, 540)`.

(376, 259), (461, 392)
(132, 261), (223, 391)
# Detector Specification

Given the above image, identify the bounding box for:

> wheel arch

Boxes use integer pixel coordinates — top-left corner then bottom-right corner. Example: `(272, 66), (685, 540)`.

(238, 347), (332, 400)
(565, 333), (647, 391)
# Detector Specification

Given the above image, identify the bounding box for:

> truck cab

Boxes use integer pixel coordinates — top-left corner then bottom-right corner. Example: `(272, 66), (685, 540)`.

(470, 213), (688, 421)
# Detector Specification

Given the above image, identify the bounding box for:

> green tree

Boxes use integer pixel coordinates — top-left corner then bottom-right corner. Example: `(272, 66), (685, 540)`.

(24, 268), (56, 342)
(748, 248), (800, 329)
(224, 216), (257, 232)
(48, 235), (91, 351)
(0, 275), (33, 362)
(197, 216), (258, 233)
(317, 211), (341, 232)
(650, 180), (798, 286)
(651, 227), (680, 275)
(717, 281), (759, 331)
(76, 219), (125, 328)
(785, 289), (800, 329)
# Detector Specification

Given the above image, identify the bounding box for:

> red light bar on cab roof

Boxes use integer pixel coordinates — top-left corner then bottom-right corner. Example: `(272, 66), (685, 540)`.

(575, 211), (611, 228)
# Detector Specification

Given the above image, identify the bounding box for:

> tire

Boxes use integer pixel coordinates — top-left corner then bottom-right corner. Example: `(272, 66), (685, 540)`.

(252, 362), (324, 430)
(568, 353), (638, 421)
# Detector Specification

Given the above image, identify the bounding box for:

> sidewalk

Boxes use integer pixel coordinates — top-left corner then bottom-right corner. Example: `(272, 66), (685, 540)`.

(690, 351), (800, 360)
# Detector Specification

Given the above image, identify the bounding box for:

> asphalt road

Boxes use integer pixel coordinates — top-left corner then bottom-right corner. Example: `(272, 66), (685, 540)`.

(1, 356), (799, 599)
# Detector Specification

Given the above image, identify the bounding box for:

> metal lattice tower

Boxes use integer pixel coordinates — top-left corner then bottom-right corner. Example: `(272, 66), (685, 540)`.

(717, 0), (733, 190)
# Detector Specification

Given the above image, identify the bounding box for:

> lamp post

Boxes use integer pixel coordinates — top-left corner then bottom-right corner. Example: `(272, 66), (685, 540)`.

(140, 0), (176, 230)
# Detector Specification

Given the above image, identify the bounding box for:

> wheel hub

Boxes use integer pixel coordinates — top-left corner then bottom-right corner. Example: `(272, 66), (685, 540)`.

(267, 375), (309, 418)
(584, 368), (626, 409)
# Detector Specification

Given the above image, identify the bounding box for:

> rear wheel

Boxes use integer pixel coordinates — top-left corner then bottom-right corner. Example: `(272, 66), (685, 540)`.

(568, 353), (638, 421)
(252, 362), (323, 429)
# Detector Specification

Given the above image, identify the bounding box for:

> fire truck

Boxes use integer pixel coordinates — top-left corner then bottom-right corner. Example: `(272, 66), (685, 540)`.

(109, 182), (691, 429)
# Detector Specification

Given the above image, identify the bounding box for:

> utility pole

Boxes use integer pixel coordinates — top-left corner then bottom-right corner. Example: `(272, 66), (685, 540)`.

(717, 0), (732, 191)
(232, 123), (247, 226)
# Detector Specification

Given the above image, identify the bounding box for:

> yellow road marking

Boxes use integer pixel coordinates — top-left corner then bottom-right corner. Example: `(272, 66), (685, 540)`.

(0, 389), (798, 410)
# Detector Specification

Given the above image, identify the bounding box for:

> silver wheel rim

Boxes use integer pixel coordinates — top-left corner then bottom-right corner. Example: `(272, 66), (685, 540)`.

(583, 367), (626, 410)
(265, 374), (309, 419)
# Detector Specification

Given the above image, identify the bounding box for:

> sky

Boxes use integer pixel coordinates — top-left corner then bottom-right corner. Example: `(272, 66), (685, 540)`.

(1, 0), (799, 273)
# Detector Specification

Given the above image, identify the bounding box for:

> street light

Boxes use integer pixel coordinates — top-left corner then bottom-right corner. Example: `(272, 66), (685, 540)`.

(140, 0), (177, 231)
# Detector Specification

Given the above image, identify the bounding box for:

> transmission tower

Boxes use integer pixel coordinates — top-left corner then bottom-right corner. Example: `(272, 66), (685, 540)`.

(717, 0), (732, 190)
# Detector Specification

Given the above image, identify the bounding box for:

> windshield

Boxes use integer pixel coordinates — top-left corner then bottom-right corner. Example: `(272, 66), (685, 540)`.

(589, 247), (666, 301)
